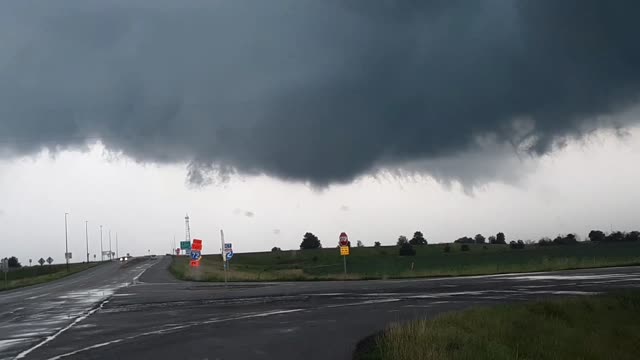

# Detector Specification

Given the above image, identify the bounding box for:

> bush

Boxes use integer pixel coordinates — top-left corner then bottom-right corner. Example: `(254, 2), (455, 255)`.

(510, 240), (525, 249)
(399, 243), (416, 256)
(454, 237), (474, 244)
(443, 244), (451, 253)
(271, 247), (281, 252)
(460, 244), (470, 251)
(374, 241), (381, 247)
(553, 234), (578, 245)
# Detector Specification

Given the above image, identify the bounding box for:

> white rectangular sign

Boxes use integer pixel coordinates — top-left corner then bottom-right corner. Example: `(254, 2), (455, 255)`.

(65, 252), (72, 259)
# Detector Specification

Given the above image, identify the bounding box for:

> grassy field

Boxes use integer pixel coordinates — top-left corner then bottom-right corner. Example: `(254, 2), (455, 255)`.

(171, 241), (640, 281)
(356, 291), (640, 360)
(1, 262), (99, 291)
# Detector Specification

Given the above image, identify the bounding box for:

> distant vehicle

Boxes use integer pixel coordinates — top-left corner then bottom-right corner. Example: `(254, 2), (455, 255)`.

(119, 257), (129, 262)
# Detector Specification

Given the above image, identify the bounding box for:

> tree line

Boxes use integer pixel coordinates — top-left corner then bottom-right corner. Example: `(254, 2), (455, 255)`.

(287, 229), (640, 252)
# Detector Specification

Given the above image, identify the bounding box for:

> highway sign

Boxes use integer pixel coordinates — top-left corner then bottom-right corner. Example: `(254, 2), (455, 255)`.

(339, 232), (349, 247)
(175, 248), (181, 255)
(180, 241), (191, 250)
(38, 258), (45, 266)
(46, 257), (53, 265)
(190, 251), (202, 261)
(340, 246), (350, 256)
(226, 251), (234, 261)
(65, 252), (72, 260)
(192, 239), (203, 252)
(190, 260), (200, 267)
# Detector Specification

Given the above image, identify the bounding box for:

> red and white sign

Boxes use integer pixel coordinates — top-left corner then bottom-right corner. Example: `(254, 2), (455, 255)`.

(339, 232), (349, 247)
(192, 239), (203, 252)
(175, 248), (181, 255)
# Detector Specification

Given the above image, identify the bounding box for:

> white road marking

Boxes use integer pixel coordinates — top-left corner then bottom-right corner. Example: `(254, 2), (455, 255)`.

(326, 299), (400, 308)
(15, 299), (110, 359)
(45, 309), (305, 360)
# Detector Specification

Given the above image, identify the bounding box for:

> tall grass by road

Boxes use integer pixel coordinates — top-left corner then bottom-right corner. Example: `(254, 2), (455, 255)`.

(1, 262), (99, 291)
(171, 241), (640, 281)
(356, 291), (640, 360)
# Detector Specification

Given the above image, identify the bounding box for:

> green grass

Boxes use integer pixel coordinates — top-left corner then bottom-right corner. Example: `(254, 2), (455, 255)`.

(357, 291), (640, 360)
(1, 262), (100, 291)
(170, 241), (640, 282)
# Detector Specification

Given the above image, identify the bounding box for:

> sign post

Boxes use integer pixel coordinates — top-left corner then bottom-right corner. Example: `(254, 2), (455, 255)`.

(220, 230), (227, 286)
(180, 241), (191, 255)
(1, 258), (8, 289)
(339, 232), (350, 277)
(190, 239), (203, 268)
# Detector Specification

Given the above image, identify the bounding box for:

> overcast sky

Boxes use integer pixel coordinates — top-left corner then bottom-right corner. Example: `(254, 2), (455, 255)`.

(1, 1), (640, 263)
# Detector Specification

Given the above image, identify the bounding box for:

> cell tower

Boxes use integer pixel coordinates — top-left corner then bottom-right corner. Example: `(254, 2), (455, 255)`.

(185, 214), (191, 242)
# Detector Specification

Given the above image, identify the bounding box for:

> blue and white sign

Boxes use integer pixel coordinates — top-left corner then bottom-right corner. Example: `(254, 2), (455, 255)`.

(190, 251), (201, 261)
(226, 251), (234, 261)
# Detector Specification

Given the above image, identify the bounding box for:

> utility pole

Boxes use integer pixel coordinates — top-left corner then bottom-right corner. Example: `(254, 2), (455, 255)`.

(100, 225), (104, 261)
(85, 221), (89, 263)
(109, 230), (112, 261)
(64, 213), (70, 272)
(116, 233), (119, 259)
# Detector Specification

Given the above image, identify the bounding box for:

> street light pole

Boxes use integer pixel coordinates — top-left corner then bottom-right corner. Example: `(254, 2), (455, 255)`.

(85, 221), (89, 263)
(64, 213), (70, 272)
(100, 225), (104, 262)
(109, 230), (112, 261)
(116, 233), (119, 259)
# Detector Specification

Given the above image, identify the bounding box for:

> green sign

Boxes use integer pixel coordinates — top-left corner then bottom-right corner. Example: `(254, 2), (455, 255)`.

(180, 241), (191, 250)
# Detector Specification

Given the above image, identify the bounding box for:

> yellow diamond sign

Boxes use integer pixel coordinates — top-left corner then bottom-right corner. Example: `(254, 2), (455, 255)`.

(340, 246), (350, 256)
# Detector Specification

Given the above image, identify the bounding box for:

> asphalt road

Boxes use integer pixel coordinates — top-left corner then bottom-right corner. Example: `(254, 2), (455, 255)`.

(2, 257), (640, 360)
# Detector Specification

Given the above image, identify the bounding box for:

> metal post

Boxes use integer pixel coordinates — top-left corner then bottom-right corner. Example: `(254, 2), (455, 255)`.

(64, 213), (70, 272)
(100, 225), (103, 261)
(221, 230), (227, 287)
(116, 233), (119, 259)
(109, 230), (112, 261)
(85, 221), (89, 263)
(343, 255), (347, 278)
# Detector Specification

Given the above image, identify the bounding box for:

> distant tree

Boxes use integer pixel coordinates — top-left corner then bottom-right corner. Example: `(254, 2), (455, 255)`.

(496, 232), (507, 244)
(443, 244), (451, 253)
(460, 244), (470, 251)
(588, 230), (606, 242)
(409, 231), (428, 245)
(300, 232), (321, 250)
(398, 242), (416, 256)
(488, 235), (497, 244)
(397, 235), (409, 246)
(553, 234), (578, 245)
(356, 240), (364, 247)
(474, 234), (486, 244)
(538, 237), (553, 246)
(625, 231), (640, 242)
(454, 236), (475, 244)
(271, 247), (281, 252)
(374, 241), (381, 247)
(510, 240), (525, 249)
(605, 231), (625, 242)
(7, 256), (21, 268)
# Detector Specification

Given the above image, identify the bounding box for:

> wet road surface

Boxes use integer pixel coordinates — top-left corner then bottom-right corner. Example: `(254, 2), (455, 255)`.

(2, 257), (640, 359)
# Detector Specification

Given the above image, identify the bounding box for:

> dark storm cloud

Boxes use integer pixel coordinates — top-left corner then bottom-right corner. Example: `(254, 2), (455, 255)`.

(1, 0), (639, 185)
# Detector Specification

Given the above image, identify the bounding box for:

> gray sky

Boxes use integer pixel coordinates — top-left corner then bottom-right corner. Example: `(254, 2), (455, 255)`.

(1, 1), (640, 262)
